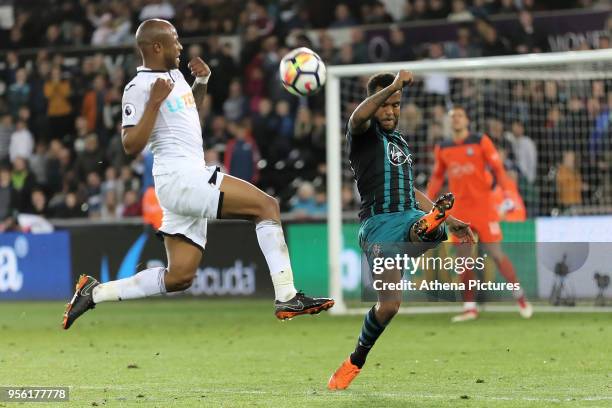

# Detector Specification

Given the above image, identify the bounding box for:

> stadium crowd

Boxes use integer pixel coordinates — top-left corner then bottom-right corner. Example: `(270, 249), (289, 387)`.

(0, 0), (610, 229)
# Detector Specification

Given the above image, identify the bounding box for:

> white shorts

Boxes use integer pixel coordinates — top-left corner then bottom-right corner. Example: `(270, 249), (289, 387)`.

(154, 165), (225, 251)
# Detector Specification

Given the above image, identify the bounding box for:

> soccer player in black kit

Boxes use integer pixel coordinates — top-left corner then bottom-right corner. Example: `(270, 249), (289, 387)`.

(328, 71), (474, 390)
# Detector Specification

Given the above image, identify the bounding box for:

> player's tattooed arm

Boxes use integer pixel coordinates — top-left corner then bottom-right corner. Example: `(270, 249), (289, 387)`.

(188, 57), (211, 116)
(122, 78), (173, 155)
(349, 70), (413, 135)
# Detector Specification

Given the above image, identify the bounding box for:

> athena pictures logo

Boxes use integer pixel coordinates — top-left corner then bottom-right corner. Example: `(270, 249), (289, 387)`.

(124, 103), (135, 118)
(387, 142), (411, 166)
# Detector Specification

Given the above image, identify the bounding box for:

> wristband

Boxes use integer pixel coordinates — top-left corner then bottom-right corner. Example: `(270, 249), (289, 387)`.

(194, 72), (211, 84)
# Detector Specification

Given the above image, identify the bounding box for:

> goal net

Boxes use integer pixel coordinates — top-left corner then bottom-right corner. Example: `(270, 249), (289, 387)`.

(325, 49), (612, 314)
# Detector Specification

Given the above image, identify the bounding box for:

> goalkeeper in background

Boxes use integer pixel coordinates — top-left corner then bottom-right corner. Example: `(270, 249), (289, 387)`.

(426, 105), (533, 322)
(328, 71), (474, 390)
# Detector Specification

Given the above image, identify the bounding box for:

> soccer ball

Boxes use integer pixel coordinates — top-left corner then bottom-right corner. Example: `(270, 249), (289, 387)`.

(279, 47), (326, 96)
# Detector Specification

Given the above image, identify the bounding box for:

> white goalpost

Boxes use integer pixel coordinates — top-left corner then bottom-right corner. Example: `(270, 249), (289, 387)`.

(325, 49), (612, 315)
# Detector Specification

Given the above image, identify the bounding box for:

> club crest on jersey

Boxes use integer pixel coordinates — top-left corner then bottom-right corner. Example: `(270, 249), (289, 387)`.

(466, 147), (474, 156)
(123, 103), (135, 118)
(387, 142), (412, 166)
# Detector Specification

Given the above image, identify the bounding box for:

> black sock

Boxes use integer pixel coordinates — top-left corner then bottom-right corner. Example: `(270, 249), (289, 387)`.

(349, 306), (388, 368)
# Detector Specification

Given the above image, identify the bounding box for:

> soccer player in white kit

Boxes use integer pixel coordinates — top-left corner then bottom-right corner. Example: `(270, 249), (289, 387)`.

(63, 19), (334, 329)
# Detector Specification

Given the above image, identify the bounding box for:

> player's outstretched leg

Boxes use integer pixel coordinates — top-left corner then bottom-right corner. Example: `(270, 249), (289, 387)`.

(219, 174), (334, 319)
(328, 269), (401, 390)
(483, 243), (533, 318)
(412, 193), (455, 239)
(451, 242), (479, 322)
(63, 236), (202, 329)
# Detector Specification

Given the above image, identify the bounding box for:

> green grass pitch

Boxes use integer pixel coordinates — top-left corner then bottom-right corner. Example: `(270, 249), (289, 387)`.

(1, 300), (611, 407)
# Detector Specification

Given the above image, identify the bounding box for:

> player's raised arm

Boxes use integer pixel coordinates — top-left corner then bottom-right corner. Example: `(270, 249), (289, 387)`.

(121, 78), (173, 155)
(188, 57), (211, 117)
(348, 70), (413, 135)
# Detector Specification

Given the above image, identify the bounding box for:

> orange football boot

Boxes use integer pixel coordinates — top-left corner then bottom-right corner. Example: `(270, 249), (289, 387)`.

(328, 357), (361, 390)
(413, 193), (455, 237)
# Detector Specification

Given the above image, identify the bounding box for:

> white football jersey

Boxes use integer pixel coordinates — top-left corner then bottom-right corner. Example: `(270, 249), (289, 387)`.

(121, 66), (205, 175)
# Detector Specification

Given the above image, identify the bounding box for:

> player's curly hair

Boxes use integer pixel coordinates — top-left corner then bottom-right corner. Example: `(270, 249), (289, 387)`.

(367, 72), (396, 96)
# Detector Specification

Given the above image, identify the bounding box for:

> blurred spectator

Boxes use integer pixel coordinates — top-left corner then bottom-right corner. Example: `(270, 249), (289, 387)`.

(402, 0), (415, 21)
(29, 141), (48, 186)
(0, 114), (14, 163)
(334, 43), (356, 65)
(364, 1), (394, 24)
(9, 121), (34, 162)
(330, 4), (357, 28)
(81, 75), (107, 134)
(177, 5), (205, 37)
(7, 68), (30, 118)
(350, 29), (368, 64)
(74, 134), (104, 181)
(0, 166), (16, 221)
(497, 0), (518, 14)
(122, 190), (142, 217)
(475, 17), (512, 56)
(43, 24), (64, 48)
(28, 188), (49, 217)
(427, 0), (449, 19)
(274, 100), (294, 155)
(224, 124), (260, 184)
(506, 120), (538, 216)
(488, 117), (511, 150)
(507, 120), (537, 184)
(290, 181), (319, 218)
(447, 25), (481, 58)
(448, 0), (473, 22)
(513, 10), (545, 54)
(556, 151), (583, 208)
(54, 191), (86, 218)
(45, 141), (71, 194)
(91, 14), (114, 46)
(223, 79), (248, 122)
(100, 190), (121, 219)
(251, 99), (277, 159)
(388, 27), (415, 62)
(139, 0), (175, 21)
(44, 67), (72, 139)
(205, 39), (238, 112)
(85, 171), (103, 218)
(11, 157), (35, 212)
(1, 52), (19, 91)
(341, 184), (358, 210)
(28, 60), (51, 137)
(119, 165), (140, 196)
(206, 116), (230, 149)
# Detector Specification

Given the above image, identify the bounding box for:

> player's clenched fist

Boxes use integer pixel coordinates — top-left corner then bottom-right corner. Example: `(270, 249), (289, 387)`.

(188, 57), (211, 79)
(150, 78), (174, 104)
(391, 70), (413, 91)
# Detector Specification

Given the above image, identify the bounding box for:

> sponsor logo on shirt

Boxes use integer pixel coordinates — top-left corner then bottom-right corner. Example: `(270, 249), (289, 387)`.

(165, 92), (196, 112)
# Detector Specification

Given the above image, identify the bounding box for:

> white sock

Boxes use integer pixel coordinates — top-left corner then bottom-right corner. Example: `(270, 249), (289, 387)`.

(255, 220), (297, 301)
(92, 267), (167, 303)
(463, 302), (477, 311)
